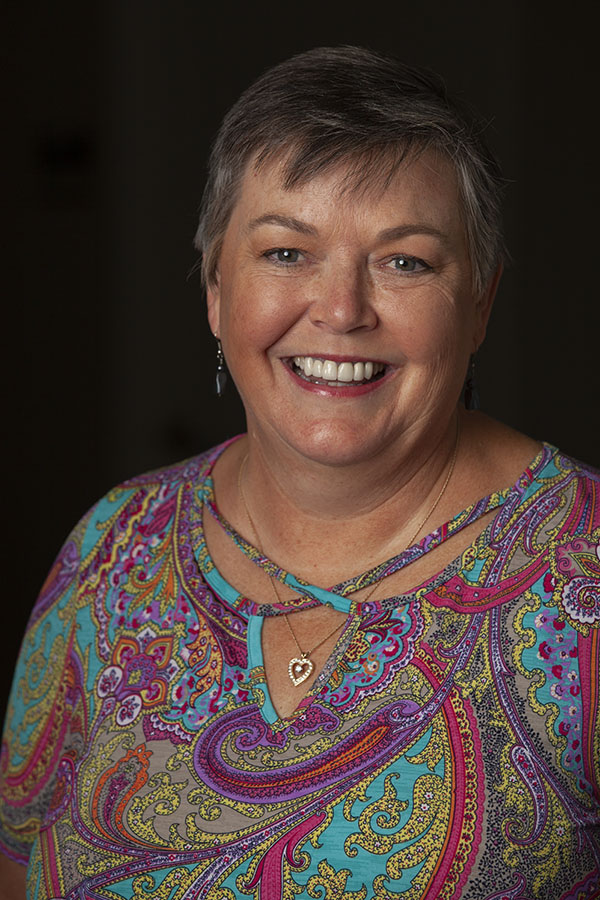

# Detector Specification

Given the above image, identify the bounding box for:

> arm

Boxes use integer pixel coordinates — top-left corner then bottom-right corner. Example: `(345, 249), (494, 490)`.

(0, 524), (90, 892)
(0, 854), (27, 899)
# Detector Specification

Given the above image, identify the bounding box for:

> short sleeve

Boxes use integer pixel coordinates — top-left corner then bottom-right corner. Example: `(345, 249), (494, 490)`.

(0, 508), (94, 864)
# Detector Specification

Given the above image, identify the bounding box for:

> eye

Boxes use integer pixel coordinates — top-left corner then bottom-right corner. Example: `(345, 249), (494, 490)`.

(384, 254), (430, 274)
(265, 248), (303, 265)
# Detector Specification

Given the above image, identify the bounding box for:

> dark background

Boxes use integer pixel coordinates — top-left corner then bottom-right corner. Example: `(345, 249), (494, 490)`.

(2, 2), (597, 720)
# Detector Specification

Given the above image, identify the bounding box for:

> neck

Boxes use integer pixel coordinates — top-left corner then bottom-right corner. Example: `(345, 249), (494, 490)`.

(221, 410), (462, 578)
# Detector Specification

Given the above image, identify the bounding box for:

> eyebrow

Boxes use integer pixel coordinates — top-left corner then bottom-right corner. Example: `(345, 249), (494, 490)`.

(245, 215), (450, 245)
(376, 223), (449, 244)
(245, 214), (318, 237)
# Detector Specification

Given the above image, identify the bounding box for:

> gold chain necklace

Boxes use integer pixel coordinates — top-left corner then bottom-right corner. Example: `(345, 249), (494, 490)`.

(237, 456), (351, 685)
(236, 418), (460, 686)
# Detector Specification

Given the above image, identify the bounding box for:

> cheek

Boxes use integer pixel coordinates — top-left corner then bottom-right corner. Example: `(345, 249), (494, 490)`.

(386, 295), (469, 363)
(222, 275), (303, 350)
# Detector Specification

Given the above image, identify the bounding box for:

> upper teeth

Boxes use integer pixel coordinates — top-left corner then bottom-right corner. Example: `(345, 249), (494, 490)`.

(293, 357), (384, 382)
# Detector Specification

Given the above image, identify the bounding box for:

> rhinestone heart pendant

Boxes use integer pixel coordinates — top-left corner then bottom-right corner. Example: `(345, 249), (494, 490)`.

(288, 655), (314, 686)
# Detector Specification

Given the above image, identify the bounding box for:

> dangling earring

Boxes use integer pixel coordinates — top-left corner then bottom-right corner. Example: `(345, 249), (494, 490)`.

(464, 354), (479, 410)
(215, 336), (227, 398)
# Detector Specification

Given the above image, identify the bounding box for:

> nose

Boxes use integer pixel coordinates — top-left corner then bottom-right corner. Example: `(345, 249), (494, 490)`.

(308, 263), (378, 334)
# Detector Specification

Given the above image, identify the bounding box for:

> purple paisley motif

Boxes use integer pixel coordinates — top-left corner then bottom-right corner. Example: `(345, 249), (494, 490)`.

(96, 627), (178, 727)
(42, 756), (75, 828)
(483, 872), (532, 900)
(31, 539), (80, 624)
(559, 872), (600, 900)
(519, 493), (563, 556)
(331, 604), (424, 709)
(561, 576), (600, 625)
(193, 697), (428, 803)
(504, 745), (548, 844)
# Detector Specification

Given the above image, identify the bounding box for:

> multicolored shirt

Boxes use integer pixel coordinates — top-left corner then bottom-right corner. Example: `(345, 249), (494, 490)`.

(1, 440), (599, 899)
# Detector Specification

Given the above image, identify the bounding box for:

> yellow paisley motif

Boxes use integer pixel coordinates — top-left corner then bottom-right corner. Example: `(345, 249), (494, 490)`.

(371, 774), (449, 899)
(128, 772), (188, 846)
(131, 867), (198, 899)
(6, 629), (69, 794)
(126, 554), (178, 618)
(342, 699), (453, 898)
(187, 615), (224, 706)
(306, 860), (367, 899)
(344, 774), (409, 856)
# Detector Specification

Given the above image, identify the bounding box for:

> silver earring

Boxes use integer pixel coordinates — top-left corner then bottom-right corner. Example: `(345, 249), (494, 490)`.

(215, 337), (227, 398)
(464, 354), (479, 410)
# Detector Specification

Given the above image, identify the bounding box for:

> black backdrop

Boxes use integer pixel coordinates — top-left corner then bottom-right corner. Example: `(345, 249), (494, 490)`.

(2, 1), (598, 720)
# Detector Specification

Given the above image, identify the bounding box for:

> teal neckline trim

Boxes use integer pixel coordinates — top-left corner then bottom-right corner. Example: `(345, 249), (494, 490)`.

(285, 575), (354, 613)
(192, 440), (558, 617)
(203, 564), (243, 606)
(246, 617), (279, 725)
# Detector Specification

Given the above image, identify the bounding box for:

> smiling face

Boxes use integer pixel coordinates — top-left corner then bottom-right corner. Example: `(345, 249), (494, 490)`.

(207, 151), (498, 468)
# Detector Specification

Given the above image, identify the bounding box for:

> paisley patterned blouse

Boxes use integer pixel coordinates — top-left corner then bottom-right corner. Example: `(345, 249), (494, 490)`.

(1, 440), (599, 900)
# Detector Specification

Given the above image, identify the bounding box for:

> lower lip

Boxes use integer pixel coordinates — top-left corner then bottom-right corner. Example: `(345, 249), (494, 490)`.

(285, 363), (392, 397)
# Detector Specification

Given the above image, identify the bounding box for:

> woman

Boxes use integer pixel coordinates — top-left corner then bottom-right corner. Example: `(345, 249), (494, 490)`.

(1, 46), (598, 900)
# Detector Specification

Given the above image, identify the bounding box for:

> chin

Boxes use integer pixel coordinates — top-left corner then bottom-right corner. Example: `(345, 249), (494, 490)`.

(282, 421), (387, 468)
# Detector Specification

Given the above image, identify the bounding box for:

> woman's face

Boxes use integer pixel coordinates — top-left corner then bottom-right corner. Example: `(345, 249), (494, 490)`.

(207, 151), (498, 468)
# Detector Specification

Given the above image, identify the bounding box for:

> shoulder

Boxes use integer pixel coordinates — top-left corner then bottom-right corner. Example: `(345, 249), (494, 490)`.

(533, 445), (600, 516)
(500, 443), (600, 555)
(110, 440), (232, 495)
(521, 446), (600, 635)
(119, 442), (228, 489)
(31, 440), (236, 626)
(552, 448), (600, 484)
(78, 440), (235, 555)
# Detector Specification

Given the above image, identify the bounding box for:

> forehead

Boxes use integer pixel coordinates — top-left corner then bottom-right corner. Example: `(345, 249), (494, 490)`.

(227, 149), (464, 238)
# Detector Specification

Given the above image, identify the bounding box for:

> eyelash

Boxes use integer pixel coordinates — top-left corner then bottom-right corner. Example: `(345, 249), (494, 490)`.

(383, 254), (431, 274)
(264, 248), (304, 266)
(263, 248), (431, 274)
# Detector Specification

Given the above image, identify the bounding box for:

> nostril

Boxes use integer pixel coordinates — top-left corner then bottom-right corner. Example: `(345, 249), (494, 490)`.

(309, 298), (378, 333)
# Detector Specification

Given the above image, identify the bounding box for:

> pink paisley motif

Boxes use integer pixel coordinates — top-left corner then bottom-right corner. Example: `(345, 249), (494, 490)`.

(241, 812), (325, 896)
(139, 490), (177, 536)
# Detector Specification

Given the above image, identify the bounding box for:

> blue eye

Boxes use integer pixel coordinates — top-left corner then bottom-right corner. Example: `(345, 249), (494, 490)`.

(386, 255), (429, 273)
(267, 248), (302, 264)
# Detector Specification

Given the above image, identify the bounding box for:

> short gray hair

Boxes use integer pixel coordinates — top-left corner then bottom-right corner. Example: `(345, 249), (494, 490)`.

(195, 46), (506, 293)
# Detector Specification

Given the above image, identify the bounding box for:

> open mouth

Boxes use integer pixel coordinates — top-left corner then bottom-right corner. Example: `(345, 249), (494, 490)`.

(290, 356), (387, 387)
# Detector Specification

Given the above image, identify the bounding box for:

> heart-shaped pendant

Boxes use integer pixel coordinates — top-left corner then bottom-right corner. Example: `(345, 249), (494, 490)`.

(288, 656), (314, 686)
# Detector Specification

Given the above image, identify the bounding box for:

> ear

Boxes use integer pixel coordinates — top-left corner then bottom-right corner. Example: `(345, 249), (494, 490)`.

(206, 272), (221, 338)
(472, 263), (502, 351)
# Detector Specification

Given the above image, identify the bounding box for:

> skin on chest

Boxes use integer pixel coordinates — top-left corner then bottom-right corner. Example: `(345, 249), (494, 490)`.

(203, 503), (500, 719)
